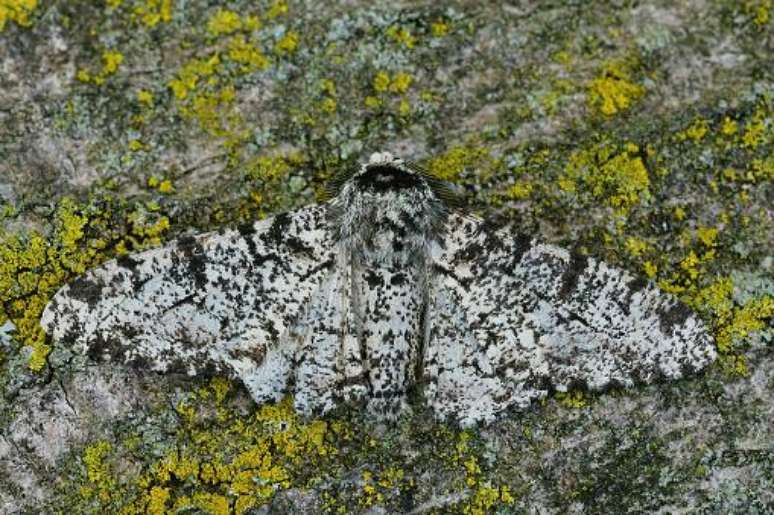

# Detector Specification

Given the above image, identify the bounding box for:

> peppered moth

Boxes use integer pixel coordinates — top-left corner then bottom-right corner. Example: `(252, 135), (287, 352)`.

(41, 152), (717, 426)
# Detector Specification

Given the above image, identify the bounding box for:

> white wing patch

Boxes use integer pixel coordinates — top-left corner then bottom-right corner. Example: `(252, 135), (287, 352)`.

(41, 152), (717, 426)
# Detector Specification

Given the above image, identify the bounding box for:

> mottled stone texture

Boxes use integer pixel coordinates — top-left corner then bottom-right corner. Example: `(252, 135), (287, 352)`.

(0, 1), (772, 513)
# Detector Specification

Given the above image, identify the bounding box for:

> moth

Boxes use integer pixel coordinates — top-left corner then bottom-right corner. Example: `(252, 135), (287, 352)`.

(41, 152), (717, 426)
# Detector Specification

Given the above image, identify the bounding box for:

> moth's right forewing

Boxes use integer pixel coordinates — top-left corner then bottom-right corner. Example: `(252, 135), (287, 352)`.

(41, 205), (336, 402)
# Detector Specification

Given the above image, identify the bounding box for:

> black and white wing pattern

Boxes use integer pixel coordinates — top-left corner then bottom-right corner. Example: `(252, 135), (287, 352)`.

(426, 214), (717, 426)
(41, 205), (335, 405)
(41, 151), (717, 427)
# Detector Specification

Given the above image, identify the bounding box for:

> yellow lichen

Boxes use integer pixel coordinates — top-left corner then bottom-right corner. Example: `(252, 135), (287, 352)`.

(364, 95), (381, 109)
(0, 198), (104, 370)
(427, 145), (494, 182)
(274, 30), (299, 54)
(227, 35), (269, 71)
(560, 140), (650, 215)
(555, 389), (589, 409)
(389, 72), (413, 94)
(168, 54), (222, 100)
(660, 242), (771, 374)
(99, 391), (342, 513)
(587, 59), (645, 116)
(450, 431), (515, 513)
(720, 116), (738, 136)
(207, 9), (243, 35)
(157, 179), (173, 194)
(101, 50), (124, 75)
(676, 118), (710, 142)
(366, 70), (417, 118)
(696, 226), (719, 247)
(397, 98), (410, 116)
(744, 0), (772, 27)
(715, 296), (773, 353)
(128, 139), (145, 151)
(166, 5), (272, 164)
(360, 470), (382, 507)
(146, 487), (170, 515)
(0, 0), (38, 31)
(319, 78), (336, 96)
(132, 0), (173, 27)
(718, 353), (750, 377)
(318, 79), (338, 114)
(136, 89), (154, 106)
(625, 236), (649, 257)
(431, 19), (449, 37)
(265, 0), (288, 19)
(79, 49), (125, 86)
(373, 71), (391, 93)
(386, 25), (416, 48)
(742, 104), (770, 148)
(553, 49), (572, 65)
(463, 484), (515, 515)
(320, 97), (337, 113)
(679, 251), (701, 280)
(82, 441), (115, 502)
(507, 181), (533, 200)
(746, 157), (774, 182)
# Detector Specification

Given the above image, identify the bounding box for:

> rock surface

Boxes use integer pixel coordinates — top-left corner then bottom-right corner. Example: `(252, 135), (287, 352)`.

(1, 1), (772, 513)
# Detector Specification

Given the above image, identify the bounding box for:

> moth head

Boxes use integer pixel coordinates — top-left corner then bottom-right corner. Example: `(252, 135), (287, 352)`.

(324, 151), (462, 208)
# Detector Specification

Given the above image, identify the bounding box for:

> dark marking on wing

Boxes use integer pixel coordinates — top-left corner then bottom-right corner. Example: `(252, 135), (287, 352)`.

(390, 273), (407, 286)
(262, 319), (279, 341)
(364, 269), (384, 288)
(284, 235), (315, 255)
(162, 292), (197, 314)
(558, 251), (589, 300)
(457, 241), (484, 263)
(237, 222), (259, 257)
(627, 276), (648, 293)
(178, 235), (208, 288)
(621, 276), (650, 315)
(115, 253), (151, 289)
(116, 254), (142, 271)
(262, 212), (291, 248)
(229, 345), (266, 366)
(658, 302), (693, 335)
(66, 277), (104, 309)
(510, 233), (533, 264)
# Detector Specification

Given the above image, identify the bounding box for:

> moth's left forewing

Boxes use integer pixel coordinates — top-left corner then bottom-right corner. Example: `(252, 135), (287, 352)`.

(428, 213), (717, 426)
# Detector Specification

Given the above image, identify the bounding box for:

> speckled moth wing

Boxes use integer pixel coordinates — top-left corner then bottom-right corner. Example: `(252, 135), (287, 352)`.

(41, 205), (335, 402)
(427, 213), (717, 426)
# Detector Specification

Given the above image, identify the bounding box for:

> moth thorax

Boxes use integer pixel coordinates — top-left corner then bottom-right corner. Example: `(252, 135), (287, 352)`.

(337, 187), (440, 264)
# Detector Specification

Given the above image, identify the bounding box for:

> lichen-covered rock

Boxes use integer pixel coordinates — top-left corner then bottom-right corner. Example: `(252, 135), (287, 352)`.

(1, 1), (772, 512)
